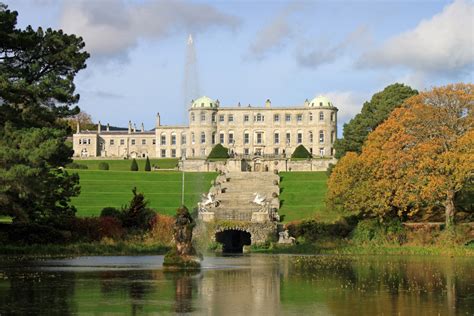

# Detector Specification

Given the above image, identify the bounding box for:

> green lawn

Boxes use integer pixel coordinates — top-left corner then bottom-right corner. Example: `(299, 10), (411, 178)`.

(73, 158), (179, 171)
(70, 170), (215, 217)
(279, 171), (337, 223)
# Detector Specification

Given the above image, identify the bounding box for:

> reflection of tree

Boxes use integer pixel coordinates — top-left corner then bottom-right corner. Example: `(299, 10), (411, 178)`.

(0, 271), (77, 314)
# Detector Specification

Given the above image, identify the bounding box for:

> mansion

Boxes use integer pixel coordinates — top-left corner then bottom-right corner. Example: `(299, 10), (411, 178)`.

(73, 95), (338, 159)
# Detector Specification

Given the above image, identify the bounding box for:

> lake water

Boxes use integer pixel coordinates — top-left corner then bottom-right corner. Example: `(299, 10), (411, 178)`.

(0, 254), (473, 315)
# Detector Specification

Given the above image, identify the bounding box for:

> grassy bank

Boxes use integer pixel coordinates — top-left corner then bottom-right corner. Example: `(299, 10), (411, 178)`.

(70, 170), (215, 217)
(279, 172), (336, 223)
(0, 242), (171, 258)
(73, 158), (179, 170)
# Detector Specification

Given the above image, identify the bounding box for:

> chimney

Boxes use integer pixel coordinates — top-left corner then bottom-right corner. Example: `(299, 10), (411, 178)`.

(106, 123), (110, 131)
(238, 102), (241, 107)
(97, 121), (101, 133)
(133, 123), (137, 133)
(265, 99), (271, 108)
(304, 99), (309, 107)
(128, 121), (132, 134)
(76, 121), (80, 134)
(141, 123), (145, 132)
(156, 112), (161, 127)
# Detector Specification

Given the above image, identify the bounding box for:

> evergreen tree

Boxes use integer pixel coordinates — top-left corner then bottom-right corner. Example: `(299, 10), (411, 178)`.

(0, 5), (89, 223)
(130, 159), (139, 171)
(334, 83), (418, 159)
(145, 157), (151, 171)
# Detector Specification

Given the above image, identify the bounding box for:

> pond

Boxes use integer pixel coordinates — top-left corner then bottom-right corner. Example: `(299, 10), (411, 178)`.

(0, 254), (472, 315)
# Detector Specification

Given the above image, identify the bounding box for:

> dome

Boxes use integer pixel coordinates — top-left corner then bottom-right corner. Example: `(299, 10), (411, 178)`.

(308, 95), (333, 107)
(191, 96), (218, 108)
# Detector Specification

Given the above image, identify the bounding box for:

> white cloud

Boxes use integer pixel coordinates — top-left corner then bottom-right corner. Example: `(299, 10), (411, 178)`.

(323, 91), (368, 127)
(60, 0), (240, 59)
(358, 0), (474, 76)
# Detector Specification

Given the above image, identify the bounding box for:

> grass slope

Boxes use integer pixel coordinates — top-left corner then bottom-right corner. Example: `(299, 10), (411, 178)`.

(279, 171), (337, 223)
(73, 159), (178, 171)
(70, 170), (215, 217)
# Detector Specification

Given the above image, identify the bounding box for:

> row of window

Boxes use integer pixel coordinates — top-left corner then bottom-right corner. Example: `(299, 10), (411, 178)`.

(191, 111), (335, 123)
(158, 147), (333, 158)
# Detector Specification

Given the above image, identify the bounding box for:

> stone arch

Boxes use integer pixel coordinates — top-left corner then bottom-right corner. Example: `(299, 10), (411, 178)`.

(215, 229), (251, 253)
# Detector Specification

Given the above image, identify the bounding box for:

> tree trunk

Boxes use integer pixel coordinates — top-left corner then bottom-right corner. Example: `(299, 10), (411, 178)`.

(445, 190), (455, 227)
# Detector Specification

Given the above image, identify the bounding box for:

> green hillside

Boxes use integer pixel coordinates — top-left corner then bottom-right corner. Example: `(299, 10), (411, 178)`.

(279, 172), (336, 223)
(70, 170), (215, 217)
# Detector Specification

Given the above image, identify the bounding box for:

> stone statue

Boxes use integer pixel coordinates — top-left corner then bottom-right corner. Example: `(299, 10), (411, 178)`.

(278, 230), (295, 244)
(252, 193), (266, 206)
(163, 206), (201, 269)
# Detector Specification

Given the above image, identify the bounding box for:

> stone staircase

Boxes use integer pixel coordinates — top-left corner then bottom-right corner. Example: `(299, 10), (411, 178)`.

(199, 172), (280, 222)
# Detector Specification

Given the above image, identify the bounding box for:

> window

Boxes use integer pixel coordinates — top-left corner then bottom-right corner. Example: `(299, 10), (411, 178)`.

(274, 148), (279, 155)
(297, 114), (303, 122)
(152, 139), (156, 145)
(212, 113), (216, 122)
(319, 130), (324, 143)
(331, 112), (335, 122)
(171, 149), (176, 158)
(255, 113), (264, 122)
(319, 148), (325, 156)
(131, 139), (136, 145)
(309, 112), (313, 121)
(228, 132), (234, 144)
(79, 139), (82, 144)
(219, 115), (225, 122)
(309, 131), (313, 143)
(201, 148), (206, 156)
(297, 132), (302, 144)
(286, 132), (291, 144)
(87, 139), (91, 145)
(110, 139), (114, 145)
(181, 134), (186, 145)
(274, 133), (280, 144)
(181, 149), (186, 157)
(212, 132), (216, 145)
(171, 134), (176, 145)
(274, 114), (280, 122)
(201, 132), (206, 144)
(161, 149), (166, 157)
(331, 131), (335, 143)
(191, 149), (195, 157)
(191, 113), (195, 122)
(319, 111), (324, 121)
(200, 112), (206, 121)
(228, 114), (234, 122)
(142, 139), (146, 145)
(201, 103), (204, 107)
(220, 132), (225, 144)
(160, 135), (166, 145)
(256, 132), (263, 144)
(191, 132), (195, 144)
(285, 114), (291, 122)
(319, 102), (323, 107)
(120, 139), (125, 145)
(244, 115), (249, 122)
(244, 148), (249, 155)
(244, 132), (249, 144)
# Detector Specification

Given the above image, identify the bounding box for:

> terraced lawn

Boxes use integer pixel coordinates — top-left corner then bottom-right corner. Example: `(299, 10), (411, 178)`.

(70, 170), (215, 217)
(279, 171), (337, 223)
(72, 159), (179, 171)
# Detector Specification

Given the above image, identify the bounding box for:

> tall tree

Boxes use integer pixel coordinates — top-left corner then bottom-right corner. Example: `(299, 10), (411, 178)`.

(0, 5), (89, 223)
(327, 84), (473, 226)
(334, 83), (418, 159)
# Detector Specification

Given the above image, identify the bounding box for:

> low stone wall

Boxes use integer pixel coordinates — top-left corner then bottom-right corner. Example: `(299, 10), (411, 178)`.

(204, 221), (277, 245)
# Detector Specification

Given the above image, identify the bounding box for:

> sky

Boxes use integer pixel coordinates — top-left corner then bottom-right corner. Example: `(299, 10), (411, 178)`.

(4, 0), (474, 133)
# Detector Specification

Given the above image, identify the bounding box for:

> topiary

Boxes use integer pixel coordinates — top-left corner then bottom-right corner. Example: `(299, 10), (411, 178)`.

(130, 158), (139, 171)
(145, 156), (151, 172)
(98, 162), (109, 170)
(207, 144), (230, 159)
(291, 145), (312, 159)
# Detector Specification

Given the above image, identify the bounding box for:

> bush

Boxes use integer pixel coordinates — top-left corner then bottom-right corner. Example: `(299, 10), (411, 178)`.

(65, 162), (88, 169)
(326, 163), (336, 177)
(121, 187), (156, 230)
(149, 214), (174, 244)
(100, 207), (121, 219)
(70, 217), (101, 242)
(291, 145), (312, 159)
(145, 157), (151, 171)
(207, 144), (229, 159)
(351, 219), (406, 245)
(285, 218), (354, 242)
(98, 162), (109, 170)
(1, 223), (68, 245)
(130, 158), (139, 171)
(98, 217), (124, 239)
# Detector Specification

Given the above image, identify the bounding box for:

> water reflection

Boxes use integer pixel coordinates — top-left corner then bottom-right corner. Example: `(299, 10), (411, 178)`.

(0, 255), (472, 315)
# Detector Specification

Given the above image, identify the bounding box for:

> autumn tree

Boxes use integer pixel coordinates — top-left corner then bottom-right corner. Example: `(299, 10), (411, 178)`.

(334, 83), (418, 159)
(327, 84), (473, 227)
(0, 5), (89, 223)
(64, 111), (95, 133)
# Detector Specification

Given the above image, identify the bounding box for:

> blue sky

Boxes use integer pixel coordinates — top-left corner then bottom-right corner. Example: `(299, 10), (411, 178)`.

(5, 0), (474, 133)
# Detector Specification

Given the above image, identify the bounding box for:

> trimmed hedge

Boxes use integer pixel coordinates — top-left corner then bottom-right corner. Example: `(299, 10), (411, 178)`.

(65, 162), (88, 169)
(207, 144), (229, 159)
(130, 158), (139, 171)
(98, 162), (109, 170)
(145, 157), (151, 171)
(291, 145), (312, 159)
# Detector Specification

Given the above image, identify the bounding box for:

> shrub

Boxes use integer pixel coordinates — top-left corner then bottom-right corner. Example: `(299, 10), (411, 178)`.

(1, 223), (68, 245)
(130, 159), (139, 171)
(351, 218), (406, 245)
(291, 145), (311, 159)
(145, 157), (151, 171)
(100, 207), (121, 219)
(98, 162), (109, 170)
(285, 219), (353, 242)
(98, 217), (124, 239)
(70, 217), (101, 242)
(326, 163), (336, 177)
(65, 162), (88, 169)
(149, 214), (174, 244)
(207, 144), (229, 159)
(121, 187), (156, 230)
